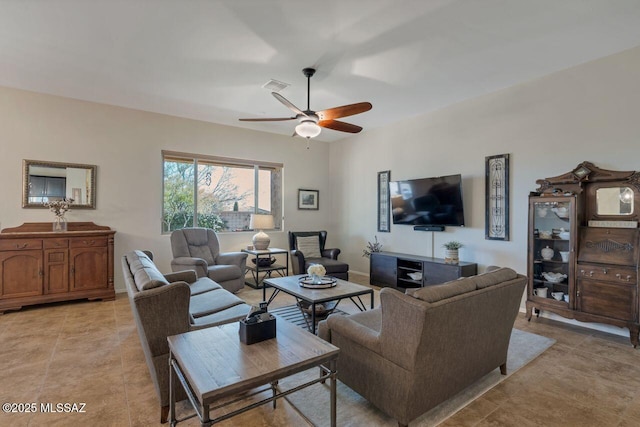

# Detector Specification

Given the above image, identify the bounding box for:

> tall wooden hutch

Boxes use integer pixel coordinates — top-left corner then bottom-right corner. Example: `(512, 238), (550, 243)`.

(527, 162), (640, 347)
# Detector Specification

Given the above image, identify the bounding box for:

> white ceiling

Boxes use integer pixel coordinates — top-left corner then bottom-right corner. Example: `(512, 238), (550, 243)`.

(2, 0), (640, 142)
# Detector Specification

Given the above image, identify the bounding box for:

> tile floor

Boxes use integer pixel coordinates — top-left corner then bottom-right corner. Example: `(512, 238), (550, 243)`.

(1, 272), (640, 426)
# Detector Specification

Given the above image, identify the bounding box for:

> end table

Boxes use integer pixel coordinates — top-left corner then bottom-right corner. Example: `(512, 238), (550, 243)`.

(242, 247), (289, 290)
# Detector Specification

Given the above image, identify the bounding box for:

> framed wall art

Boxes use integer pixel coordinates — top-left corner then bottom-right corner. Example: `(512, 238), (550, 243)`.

(485, 154), (510, 240)
(377, 170), (391, 232)
(298, 189), (319, 210)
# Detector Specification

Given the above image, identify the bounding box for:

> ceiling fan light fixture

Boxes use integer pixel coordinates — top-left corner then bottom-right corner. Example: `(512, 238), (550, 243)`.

(295, 120), (321, 138)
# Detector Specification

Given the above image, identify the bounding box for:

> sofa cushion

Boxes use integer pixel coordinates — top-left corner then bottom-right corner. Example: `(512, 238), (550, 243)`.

(296, 235), (322, 258)
(207, 264), (242, 283)
(474, 267), (518, 289)
(191, 303), (251, 327)
(408, 278), (476, 303)
(189, 289), (245, 318)
(189, 277), (223, 295)
(126, 250), (170, 291)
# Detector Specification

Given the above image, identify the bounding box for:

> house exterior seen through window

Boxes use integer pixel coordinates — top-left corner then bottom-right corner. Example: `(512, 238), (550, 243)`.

(162, 151), (282, 233)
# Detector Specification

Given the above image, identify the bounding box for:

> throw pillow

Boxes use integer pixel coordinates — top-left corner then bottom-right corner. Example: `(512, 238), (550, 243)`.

(296, 235), (322, 258)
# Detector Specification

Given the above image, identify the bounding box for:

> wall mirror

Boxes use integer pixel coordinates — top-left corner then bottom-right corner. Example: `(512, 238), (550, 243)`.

(23, 159), (97, 209)
(596, 186), (634, 216)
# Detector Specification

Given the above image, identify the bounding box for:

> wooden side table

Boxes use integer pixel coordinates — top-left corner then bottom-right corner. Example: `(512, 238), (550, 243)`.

(242, 247), (289, 289)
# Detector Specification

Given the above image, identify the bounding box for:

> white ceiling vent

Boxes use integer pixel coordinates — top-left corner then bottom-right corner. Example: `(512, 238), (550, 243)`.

(262, 79), (290, 92)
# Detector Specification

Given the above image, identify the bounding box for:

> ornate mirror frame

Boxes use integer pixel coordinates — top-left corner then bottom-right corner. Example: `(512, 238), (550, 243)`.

(22, 159), (97, 209)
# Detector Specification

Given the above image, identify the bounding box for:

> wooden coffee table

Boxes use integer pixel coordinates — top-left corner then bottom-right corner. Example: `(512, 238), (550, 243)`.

(263, 275), (375, 333)
(168, 318), (339, 427)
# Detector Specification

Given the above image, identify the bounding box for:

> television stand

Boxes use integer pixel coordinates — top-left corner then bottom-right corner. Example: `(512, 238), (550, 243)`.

(370, 251), (477, 291)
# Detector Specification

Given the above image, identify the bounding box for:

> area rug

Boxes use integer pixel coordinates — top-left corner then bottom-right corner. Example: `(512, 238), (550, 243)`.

(282, 328), (555, 427)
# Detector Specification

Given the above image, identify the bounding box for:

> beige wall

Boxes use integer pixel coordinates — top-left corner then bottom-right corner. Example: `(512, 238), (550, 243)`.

(0, 87), (336, 291)
(330, 46), (640, 334)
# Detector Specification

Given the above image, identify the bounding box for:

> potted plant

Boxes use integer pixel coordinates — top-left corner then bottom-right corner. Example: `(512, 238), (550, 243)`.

(362, 236), (382, 258)
(443, 241), (463, 264)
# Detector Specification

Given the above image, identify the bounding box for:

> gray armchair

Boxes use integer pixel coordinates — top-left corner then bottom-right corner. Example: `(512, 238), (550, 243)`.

(170, 228), (248, 293)
(288, 230), (349, 280)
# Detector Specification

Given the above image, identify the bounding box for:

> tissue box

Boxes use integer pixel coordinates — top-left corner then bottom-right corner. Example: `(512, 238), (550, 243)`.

(239, 314), (276, 345)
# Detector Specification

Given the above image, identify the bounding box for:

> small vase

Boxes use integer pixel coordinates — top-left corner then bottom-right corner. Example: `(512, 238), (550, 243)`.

(445, 249), (459, 264)
(541, 246), (554, 260)
(53, 216), (67, 232)
(311, 274), (322, 284)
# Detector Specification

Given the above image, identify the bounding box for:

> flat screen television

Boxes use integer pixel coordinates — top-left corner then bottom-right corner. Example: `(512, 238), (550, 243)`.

(389, 174), (465, 227)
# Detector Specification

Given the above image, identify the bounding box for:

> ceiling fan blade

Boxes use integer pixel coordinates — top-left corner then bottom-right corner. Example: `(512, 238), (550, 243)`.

(239, 117), (296, 122)
(272, 92), (307, 117)
(317, 102), (372, 120)
(318, 119), (363, 133)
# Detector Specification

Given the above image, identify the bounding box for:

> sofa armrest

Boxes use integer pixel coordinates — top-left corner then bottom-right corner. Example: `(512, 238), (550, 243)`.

(171, 257), (208, 278)
(379, 288), (430, 370)
(322, 248), (341, 259)
(290, 250), (306, 275)
(326, 315), (382, 355)
(130, 282), (192, 357)
(216, 251), (248, 267)
(164, 270), (197, 284)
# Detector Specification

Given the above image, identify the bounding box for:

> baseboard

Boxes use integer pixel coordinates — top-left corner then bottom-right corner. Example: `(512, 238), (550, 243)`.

(348, 269), (369, 277)
(518, 307), (628, 338)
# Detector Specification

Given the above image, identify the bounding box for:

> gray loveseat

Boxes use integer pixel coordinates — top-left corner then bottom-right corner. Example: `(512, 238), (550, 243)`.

(122, 250), (251, 423)
(319, 267), (526, 427)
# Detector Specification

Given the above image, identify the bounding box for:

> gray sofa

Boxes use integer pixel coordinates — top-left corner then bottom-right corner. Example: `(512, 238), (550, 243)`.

(122, 250), (251, 423)
(319, 267), (526, 427)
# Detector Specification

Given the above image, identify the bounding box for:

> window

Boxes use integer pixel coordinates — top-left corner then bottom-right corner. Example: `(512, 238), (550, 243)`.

(162, 151), (283, 233)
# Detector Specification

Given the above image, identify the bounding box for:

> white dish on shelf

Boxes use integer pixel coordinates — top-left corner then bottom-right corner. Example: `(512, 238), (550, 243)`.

(407, 272), (422, 281)
(542, 272), (567, 283)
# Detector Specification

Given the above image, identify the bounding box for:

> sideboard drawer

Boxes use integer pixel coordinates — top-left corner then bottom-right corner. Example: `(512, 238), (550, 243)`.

(70, 238), (107, 248)
(0, 239), (43, 251)
(44, 238), (69, 249)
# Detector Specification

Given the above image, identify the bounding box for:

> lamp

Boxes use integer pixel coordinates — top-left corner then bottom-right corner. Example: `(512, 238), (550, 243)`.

(249, 214), (275, 250)
(295, 120), (321, 139)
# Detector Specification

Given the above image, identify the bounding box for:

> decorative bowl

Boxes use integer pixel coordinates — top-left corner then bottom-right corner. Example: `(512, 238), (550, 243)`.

(558, 231), (570, 240)
(408, 272), (422, 281)
(542, 272), (567, 283)
(251, 256), (276, 267)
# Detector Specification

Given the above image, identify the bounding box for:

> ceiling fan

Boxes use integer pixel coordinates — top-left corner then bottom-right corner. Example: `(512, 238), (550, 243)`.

(239, 67), (372, 139)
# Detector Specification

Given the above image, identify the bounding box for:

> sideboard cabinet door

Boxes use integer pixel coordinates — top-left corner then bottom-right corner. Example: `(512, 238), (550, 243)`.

(70, 246), (108, 291)
(0, 250), (43, 299)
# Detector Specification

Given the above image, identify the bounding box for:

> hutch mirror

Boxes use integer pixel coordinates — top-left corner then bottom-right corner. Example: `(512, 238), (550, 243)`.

(22, 159), (97, 209)
(596, 186), (634, 216)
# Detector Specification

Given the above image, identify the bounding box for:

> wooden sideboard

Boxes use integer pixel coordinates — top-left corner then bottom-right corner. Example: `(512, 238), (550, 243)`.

(0, 222), (115, 314)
